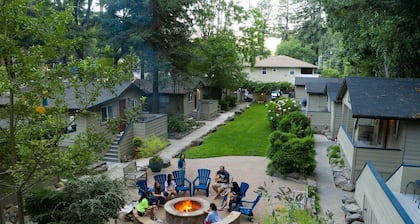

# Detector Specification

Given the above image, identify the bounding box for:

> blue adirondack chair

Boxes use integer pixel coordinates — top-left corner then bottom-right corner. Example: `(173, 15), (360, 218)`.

(239, 193), (262, 222)
(222, 181), (250, 212)
(135, 179), (148, 196)
(153, 174), (168, 196)
(192, 168), (211, 197)
(172, 170), (192, 196)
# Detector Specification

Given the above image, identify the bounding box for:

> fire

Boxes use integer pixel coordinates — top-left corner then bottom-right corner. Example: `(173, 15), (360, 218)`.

(174, 200), (201, 213)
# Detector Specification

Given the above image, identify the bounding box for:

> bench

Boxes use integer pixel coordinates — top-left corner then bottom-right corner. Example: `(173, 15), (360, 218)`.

(132, 208), (159, 224)
(214, 211), (241, 224)
(123, 161), (147, 186)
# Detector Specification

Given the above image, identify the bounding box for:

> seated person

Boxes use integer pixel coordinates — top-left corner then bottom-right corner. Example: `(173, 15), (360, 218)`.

(220, 181), (241, 210)
(132, 190), (161, 222)
(211, 165), (230, 199)
(204, 203), (220, 224)
(165, 173), (177, 200)
(150, 181), (166, 205)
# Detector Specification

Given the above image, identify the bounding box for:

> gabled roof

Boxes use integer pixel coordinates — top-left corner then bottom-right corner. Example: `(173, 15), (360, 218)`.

(134, 79), (194, 95)
(295, 77), (343, 96)
(64, 81), (145, 109)
(254, 55), (317, 68)
(295, 77), (318, 86)
(343, 76), (420, 119)
(326, 82), (342, 101)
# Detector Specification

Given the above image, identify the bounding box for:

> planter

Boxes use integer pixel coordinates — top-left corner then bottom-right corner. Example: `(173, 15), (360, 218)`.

(149, 161), (163, 172)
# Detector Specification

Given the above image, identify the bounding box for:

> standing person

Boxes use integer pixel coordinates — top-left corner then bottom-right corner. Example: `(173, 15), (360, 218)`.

(212, 165), (230, 199)
(178, 153), (186, 172)
(220, 181), (241, 210)
(204, 203), (220, 224)
(165, 173), (177, 200)
(133, 190), (161, 222)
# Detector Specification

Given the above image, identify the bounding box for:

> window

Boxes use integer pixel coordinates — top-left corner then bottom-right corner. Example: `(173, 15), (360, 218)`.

(188, 93), (193, 102)
(289, 68), (295, 75)
(262, 67), (266, 75)
(101, 106), (113, 122)
(272, 68), (277, 72)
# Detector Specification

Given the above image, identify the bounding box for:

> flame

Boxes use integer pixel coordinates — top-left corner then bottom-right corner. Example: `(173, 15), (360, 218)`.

(174, 200), (201, 213)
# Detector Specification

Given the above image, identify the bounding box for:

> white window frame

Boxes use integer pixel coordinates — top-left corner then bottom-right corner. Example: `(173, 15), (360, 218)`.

(101, 106), (113, 122)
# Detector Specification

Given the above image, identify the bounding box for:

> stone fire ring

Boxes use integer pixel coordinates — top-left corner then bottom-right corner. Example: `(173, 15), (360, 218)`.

(164, 197), (210, 224)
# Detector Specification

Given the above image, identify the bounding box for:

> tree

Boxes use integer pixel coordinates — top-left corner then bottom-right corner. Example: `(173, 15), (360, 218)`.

(275, 38), (316, 63)
(323, 0), (420, 77)
(0, 1), (131, 223)
(275, 0), (297, 41)
(189, 31), (246, 100)
(101, 0), (196, 113)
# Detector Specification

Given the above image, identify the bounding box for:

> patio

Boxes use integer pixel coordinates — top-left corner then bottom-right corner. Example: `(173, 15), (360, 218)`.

(116, 156), (307, 224)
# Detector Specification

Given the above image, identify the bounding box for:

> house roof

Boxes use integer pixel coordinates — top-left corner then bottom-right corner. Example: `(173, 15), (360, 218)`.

(326, 82), (342, 101)
(134, 79), (193, 95)
(254, 55), (317, 68)
(344, 76), (420, 120)
(295, 77), (343, 96)
(64, 81), (144, 109)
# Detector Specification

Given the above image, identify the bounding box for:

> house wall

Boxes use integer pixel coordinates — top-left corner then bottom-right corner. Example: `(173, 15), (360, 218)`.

(199, 99), (219, 120)
(402, 120), (420, 165)
(355, 163), (409, 224)
(307, 111), (331, 133)
(337, 126), (354, 169)
(330, 102), (343, 139)
(387, 165), (420, 193)
(353, 147), (403, 182)
(133, 114), (168, 139)
(294, 86), (307, 104)
(307, 95), (328, 112)
(245, 67), (299, 84)
(159, 94), (194, 117)
(118, 123), (134, 161)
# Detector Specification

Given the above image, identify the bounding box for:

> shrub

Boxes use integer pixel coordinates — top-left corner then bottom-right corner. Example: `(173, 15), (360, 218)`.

(168, 114), (189, 133)
(266, 98), (301, 129)
(278, 111), (312, 137)
(267, 133), (316, 176)
(133, 136), (143, 147)
(137, 136), (168, 158)
(25, 176), (126, 224)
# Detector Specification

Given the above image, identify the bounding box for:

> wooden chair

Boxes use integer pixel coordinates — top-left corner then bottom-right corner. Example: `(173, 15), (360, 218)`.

(172, 170), (192, 196)
(123, 161), (147, 186)
(192, 168), (211, 197)
(238, 193), (262, 222)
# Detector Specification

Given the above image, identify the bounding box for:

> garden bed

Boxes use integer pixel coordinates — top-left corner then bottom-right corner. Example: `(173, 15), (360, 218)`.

(168, 122), (205, 139)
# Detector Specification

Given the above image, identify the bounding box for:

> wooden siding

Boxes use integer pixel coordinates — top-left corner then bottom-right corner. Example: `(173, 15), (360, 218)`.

(307, 111), (331, 133)
(133, 114), (168, 139)
(245, 67), (299, 83)
(355, 163), (411, 224)
(119, 123), (135, 161)
(337, 126), (355, 170)
(353, 148), (403, 182)
(199, 99), (218, 120)
(294, 86), (307, 103)
(307, 95), (328, 112)
(403, 121), (420, 165)
(330, 102), (343, 139)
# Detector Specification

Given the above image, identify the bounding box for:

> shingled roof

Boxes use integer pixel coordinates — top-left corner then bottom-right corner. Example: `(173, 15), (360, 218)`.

(254, 55), (316, 68)
(343, 76), (420, 120)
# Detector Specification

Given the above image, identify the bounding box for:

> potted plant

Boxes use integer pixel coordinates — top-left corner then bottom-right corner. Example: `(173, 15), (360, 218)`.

(149, 154), (163, 172)
(133, 137), (143, 152)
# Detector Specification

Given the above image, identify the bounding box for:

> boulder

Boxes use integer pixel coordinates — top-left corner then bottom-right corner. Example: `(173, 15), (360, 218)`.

(162, 157), (171, 168)
(342, 203), (362, 213)
(334, 176), (348, 187)
(345, 212), (363, 223)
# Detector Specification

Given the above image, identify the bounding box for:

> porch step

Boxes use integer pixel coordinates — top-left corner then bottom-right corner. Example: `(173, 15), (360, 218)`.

(103, 132), (124, 163)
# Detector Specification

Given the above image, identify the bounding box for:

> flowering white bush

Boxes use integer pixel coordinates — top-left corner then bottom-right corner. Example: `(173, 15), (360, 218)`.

(266, 98), (301, 129)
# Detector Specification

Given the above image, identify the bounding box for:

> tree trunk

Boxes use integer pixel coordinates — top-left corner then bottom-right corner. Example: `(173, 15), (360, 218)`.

(16, 188), (24, 224)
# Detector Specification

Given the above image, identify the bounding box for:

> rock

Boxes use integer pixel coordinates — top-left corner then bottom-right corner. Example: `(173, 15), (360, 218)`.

(342, 182), (355, 192)
(226, 116), (234, 121)
(288, 172), (300, 180)
(332, 166), (344, 172)
(162, 158), (171, 168)
(307, 179), (318, 191)
(234, 111), (242, 115)
(342, 195), (356, 204)
(334, 176), (348, 186)
(343, 203), (362, 213)
(191, 138), (203, 146)
(350, 221), (364, 224)
(345, 212), (363, 223)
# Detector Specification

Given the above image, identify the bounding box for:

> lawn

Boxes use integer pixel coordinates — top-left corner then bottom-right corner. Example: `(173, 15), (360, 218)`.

(185, 103), (271, 158)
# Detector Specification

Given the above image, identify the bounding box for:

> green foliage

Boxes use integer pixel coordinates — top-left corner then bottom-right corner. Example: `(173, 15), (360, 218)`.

(267, 132), (316, 176)
(220, 95), (237, 110)
(244, 81), (293, 94)
(278, 111), (312, 138)
(168, 114), (200, 133)
(137, 136), (168, 158)
(274, 38), (317, 64)
(133, 137), (143, 147)
(25, 175), (126, 224)
(266, 98), (301, 130)
(321, 68), (342, 78)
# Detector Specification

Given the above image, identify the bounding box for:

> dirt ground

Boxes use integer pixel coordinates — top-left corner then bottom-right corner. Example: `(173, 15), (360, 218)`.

(114, 156), (307, 224)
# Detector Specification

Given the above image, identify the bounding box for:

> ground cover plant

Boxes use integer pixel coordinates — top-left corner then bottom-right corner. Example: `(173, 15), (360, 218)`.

(185, 104), (270, 158)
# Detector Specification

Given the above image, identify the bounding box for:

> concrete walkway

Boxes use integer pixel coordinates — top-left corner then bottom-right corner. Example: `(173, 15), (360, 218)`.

(106, 103), (347, 223)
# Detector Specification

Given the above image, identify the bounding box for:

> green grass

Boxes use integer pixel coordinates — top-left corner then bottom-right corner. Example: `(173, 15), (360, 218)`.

(185, 104), (271, 158)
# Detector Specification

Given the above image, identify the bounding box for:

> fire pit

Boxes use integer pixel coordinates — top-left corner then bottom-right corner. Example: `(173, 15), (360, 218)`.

(164, 197), (210, 224)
